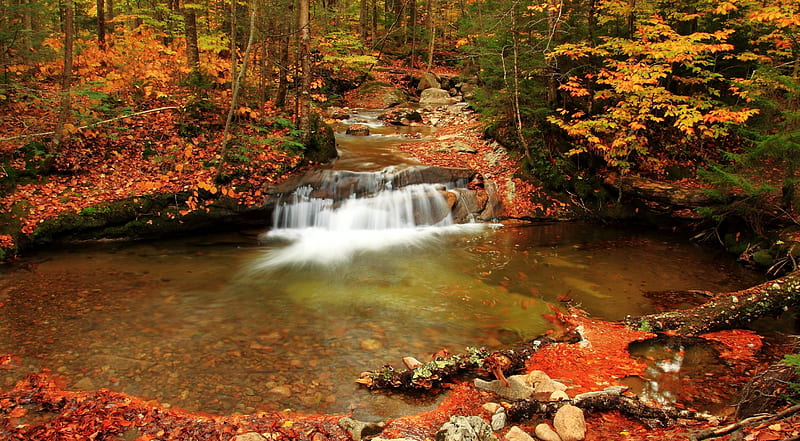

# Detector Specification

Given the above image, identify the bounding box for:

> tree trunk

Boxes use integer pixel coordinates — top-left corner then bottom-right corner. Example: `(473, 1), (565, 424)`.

(107, 0), (114, 23)
(275, 23), (290, 108)
(298, 0), (311, 138)
(97, 0), (106, 46)
(359, 0), (368, 42)
(52, 0), (74, 155)
(230, 0), (237, 82)
(184, 7), (201, 78)
(626, 270), (800, 335)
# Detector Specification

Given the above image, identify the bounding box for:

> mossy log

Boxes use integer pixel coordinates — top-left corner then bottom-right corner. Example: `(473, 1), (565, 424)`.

(507, 387), (715, 428)
(356, 338), (553, 391)
(626, 271), (800, 335)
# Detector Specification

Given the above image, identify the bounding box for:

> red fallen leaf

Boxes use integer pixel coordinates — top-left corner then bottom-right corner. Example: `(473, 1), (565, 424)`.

(9, 407), (27, 418)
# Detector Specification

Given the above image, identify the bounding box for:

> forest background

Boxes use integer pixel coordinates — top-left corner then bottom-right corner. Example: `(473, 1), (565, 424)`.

(0, 0), (798, 258)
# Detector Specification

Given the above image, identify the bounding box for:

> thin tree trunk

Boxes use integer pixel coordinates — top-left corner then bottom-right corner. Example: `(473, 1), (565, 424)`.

(425, 0), (434, 71)
(370, 0), (377, 46)
(107, 0), (114, 23)
(230, 0), (237, 82)
(53, 0), (74, 155)
(216, 0), (257, 182)
(409, 0), (416, 68)
(509, 1), (531, 162)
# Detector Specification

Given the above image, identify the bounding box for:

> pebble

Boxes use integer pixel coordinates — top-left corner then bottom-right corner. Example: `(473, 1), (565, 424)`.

(268, 385), (292, 397)
(524, 370), (551, 387)
(553, 404), (586, 441)
(534, 423), (562, 441)
(482, 402), (502, 414)
(504, 426), (535, 441)
(549, 390), (570, 401)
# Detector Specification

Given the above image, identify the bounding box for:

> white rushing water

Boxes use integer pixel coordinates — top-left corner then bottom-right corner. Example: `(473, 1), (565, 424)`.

(255, 168), (493, 268)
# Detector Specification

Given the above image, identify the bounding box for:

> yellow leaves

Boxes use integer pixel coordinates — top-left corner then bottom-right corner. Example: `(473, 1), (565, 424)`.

(713, 2), (738, 14)
(455, 38), (470, 48)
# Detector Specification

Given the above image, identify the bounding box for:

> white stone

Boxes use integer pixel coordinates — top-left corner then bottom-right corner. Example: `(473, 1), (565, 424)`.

(534, 423), (562, 441)
(553, 404), (586, 441)
(549, 390), (570, 401)
(504, 426), (535, 441)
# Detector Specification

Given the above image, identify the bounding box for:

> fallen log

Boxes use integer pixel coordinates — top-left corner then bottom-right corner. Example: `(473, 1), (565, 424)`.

(626, 270), (800, 335)
(356, 338), (554, 391)
(506, 386), (716, 428)
(689, 403), (800, 441)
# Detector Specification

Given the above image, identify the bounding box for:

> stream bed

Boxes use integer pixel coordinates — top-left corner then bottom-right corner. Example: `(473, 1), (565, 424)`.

(0, 111), (776, 420)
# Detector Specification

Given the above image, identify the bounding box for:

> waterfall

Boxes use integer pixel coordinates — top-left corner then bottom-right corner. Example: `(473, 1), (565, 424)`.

(256, 167), (491, 267)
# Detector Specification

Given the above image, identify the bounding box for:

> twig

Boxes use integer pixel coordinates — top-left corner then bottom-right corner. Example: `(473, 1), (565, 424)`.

(689, 403), (800, 441)
(0, 106), (181, 142)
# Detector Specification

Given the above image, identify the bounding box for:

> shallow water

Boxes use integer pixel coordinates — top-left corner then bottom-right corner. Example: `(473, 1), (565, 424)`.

(0, 223), (763, 419)
(0, 112), (771, 419)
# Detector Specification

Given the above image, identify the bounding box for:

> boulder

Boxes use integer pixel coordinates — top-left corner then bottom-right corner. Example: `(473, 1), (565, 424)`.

(346, 124), (371, 136)
(418, 71), (441, 91)
(553, 404), (586, 441)
(435, 415), (498, 441)
(420, 88), (459, 107)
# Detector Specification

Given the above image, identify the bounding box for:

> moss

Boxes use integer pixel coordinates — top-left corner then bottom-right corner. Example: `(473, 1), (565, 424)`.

(637, 320), (653, 333)
(753, 250), (775, 267)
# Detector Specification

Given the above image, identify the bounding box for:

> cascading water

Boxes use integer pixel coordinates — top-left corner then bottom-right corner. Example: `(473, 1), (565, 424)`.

(256, 167), (491, 267)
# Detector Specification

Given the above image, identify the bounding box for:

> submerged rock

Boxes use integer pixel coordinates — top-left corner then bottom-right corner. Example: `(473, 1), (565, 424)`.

(436, 415), (498, 441)
(338, 417), (385, 441)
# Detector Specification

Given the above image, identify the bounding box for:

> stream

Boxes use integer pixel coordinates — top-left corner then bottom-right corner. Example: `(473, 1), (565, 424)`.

(0, 111), (773, 421)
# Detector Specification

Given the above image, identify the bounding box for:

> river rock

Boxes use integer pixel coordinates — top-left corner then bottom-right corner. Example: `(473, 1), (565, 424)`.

(523, 370), (551, 387)
(474, 375), (533, 400)
(346, 124), (370, 136)
(420, 88), (459, 107)
(338, 417), (385, 441)
(504, 426), (534, 441)
(553, 404), (586, 441)
(491, 410), (506, 431)
(328, 107), (351, 119)
(360, 338), (383, 351)
(534, 424), (562, 441)
(549, 390), (570, 401)
(231, 433), (267, 441)
(268, 385), (292, 397)
(435, 415), (498, 441)
(378, 108), (423, 125)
